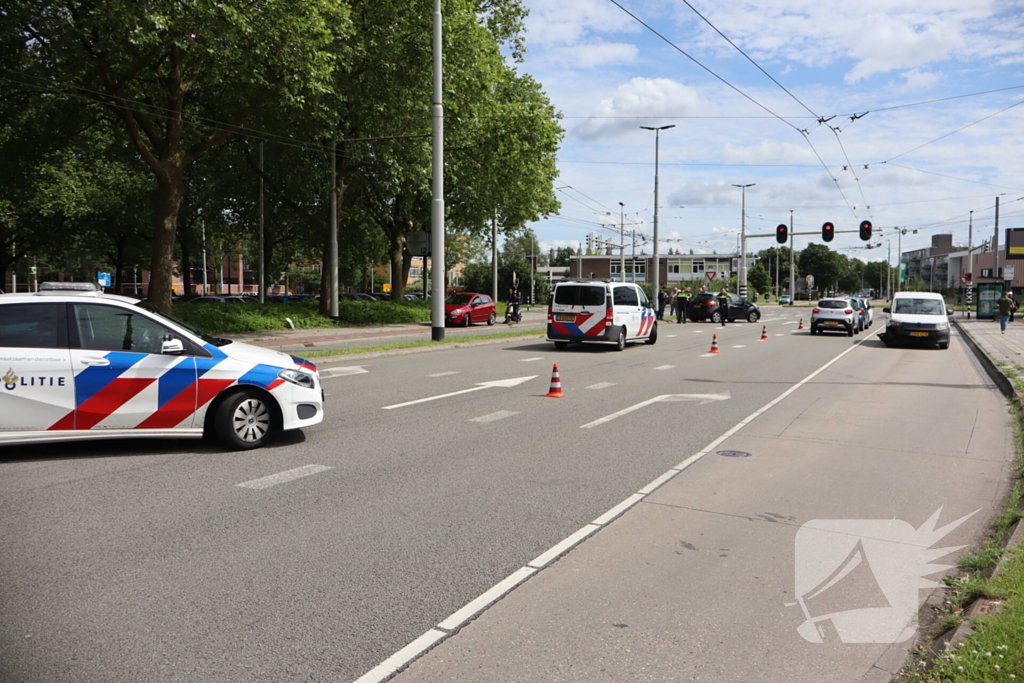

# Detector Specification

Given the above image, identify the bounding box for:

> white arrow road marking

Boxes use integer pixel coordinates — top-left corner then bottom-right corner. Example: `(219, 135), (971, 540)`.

(237, 464), (333, 490)
(586, 382), (616, 390)
(470, 410), (519, 423)
(653, 365), (675, 370)
(581, 392), (731, 429)
(427, 371), (460, 377)
(320, 366), (368, 378)
(383, 376), (537, 410)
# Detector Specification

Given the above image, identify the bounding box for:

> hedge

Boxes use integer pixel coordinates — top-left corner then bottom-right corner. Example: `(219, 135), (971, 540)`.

(173, 300), (433, 334)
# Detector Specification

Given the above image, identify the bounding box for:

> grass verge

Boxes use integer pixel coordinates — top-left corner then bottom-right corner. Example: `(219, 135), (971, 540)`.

(298, 328), (544, 359)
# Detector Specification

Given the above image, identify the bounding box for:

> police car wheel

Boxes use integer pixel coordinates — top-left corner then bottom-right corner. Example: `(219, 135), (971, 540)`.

(554, 341), (569, 350)
(645, 323), (658, 345)
(215, 389), (275, 450)
(614, 327), (626, 351)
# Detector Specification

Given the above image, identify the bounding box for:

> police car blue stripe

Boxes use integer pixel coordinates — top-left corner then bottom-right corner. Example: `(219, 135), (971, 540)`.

(157, 357), (197, 408)
(74, 352), (145, 406)
(236, 364), (281, 389)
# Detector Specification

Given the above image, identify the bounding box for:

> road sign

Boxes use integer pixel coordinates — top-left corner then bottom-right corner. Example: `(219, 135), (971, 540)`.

(406, 232), (429, 256)
(706, 271), (717, 281)
(97, 272), (111, 287)
(383, 283), (391, 292)
(959, 275), (969, 285)
(1004, 264), (1015, 281)
(805, 274), (815, 289)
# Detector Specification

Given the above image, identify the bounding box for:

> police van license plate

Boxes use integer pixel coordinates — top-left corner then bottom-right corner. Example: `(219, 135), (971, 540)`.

(910, 331), (929, 337)
(555, 314), (575, 322)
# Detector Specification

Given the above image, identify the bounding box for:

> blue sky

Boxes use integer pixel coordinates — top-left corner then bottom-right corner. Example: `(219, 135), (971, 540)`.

(517, 0), (1024, 262)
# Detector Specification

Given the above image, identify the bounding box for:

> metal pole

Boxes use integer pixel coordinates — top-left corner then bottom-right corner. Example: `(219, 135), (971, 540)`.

(641, 125), (674, 297)
(10, 240), (14, 293)
(733, 183), (754, 297)
(631, 229), (636, 281)
(430, 0), (446, 341)
(887, 241), (891, 299)
(578, 243), (583, 277)
(201, 221), (207, 295)
(896, 228), (903, 293)
(619, 202), (625, 282)
(491, 212), (498, 303)
(530, 233), (535, 306)
(994, 196), (1001, 284)
(329, 140), (339, 319)
(788, 210), (795, 304)
(259, 142), (265, 302)
(967, 211), (974, 319)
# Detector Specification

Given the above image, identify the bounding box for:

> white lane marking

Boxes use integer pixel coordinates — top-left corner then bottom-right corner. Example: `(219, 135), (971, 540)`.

(732, 345), (746, 348)
(527, 524), (601, 568)
(693, 330), (705, 333)
(236, 465), (332, 490)
(586, 382), (616, 390)
(581, 392), (731, 429)
(519, 357), (544, 362)
(783, 321), (798, 326)
(470, 410), (519, 423)
(592, 493), (645, 526)
(437, 567), (536, 631)
(383, 376), (537, 410)
(666, 334), (678, 338)
(320, 366), (368, 378)
(427, 371), (460, 377)
(653, 364), (675, 370)
(354, 335), (874, 683)
(352, 629), (448, 683)
(700, 352), (718, 357)
(775, 333), (785, 336)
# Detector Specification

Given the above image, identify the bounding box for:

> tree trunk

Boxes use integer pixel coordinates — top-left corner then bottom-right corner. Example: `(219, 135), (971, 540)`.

(179, 230), (192, 296)
(389, 231), (407, 299)
(149, 164), (185, 312)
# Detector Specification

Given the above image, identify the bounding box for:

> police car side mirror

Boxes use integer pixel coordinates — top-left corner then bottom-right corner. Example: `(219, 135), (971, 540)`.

(882, 307), (891, 313)
(161, 335), (184, 355)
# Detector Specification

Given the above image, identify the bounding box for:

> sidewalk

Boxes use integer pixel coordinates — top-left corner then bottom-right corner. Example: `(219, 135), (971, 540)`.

(954, 315), (1024, 395)
(227, 308), (548, 354)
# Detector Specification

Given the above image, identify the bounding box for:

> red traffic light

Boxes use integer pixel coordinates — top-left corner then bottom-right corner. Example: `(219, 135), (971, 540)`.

(822, 221), (835, 242)
(859, 220), (873, 241)
(776, 224), (788, 244)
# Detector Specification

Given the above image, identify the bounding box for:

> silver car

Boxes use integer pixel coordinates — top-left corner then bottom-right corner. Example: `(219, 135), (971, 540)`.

(810, 298), (857, 336)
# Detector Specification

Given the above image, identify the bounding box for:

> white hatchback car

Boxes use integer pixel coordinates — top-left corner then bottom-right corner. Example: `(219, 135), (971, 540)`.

(0, 283), (323, 449)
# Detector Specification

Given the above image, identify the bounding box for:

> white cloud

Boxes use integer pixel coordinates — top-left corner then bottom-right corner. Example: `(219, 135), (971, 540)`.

(901, 68), (942, 90)
(573, 77), (706, 140)
(542, 41), (639, 69)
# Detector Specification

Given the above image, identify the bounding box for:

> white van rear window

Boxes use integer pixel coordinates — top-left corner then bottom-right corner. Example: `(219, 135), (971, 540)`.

(555, 286), (605, 307)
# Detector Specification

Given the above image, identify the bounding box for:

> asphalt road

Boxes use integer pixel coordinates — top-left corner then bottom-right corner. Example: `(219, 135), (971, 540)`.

(0, 309), (1012, 682)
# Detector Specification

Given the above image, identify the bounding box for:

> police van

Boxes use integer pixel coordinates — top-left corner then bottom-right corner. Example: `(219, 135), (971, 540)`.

(0, 283), (324, 449)
(546, 279), (657, 351)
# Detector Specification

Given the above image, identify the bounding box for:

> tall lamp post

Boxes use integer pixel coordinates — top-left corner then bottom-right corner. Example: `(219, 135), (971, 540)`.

(732, 183), (755, 297)
(641, 125), (674, 299)
(618, 202), (626, 282)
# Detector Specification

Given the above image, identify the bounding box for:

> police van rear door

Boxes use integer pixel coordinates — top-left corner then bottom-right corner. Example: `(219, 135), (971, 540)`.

(551, 284), (608, 337)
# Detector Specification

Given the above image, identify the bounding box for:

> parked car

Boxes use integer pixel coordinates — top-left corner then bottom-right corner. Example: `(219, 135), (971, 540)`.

(879, 292), (950, 349)
(687, 292), (761, 323)
(810, 298), (857, 336)
(546, 279), (656, 351)
(0, 282), (323, 449)
(779, 294), (792, 306)
(189, 296), (228, 304)
(444, 292), (496, 326)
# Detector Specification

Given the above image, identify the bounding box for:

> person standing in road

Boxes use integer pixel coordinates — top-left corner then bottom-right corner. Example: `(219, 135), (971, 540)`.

(676, 288), (689, 324)
(657, 285), (668, 321)
(669, 287), (679, 318)
(717, 287), (729, 327)
(997, 290), (1015, 333)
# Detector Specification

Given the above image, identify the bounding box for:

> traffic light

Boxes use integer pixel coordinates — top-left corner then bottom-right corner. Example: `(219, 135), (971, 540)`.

(586, 233), (593, 251)
(776, 224), (788, 244)
(822, 221), (835, 242)
(859, 220), (872, 241)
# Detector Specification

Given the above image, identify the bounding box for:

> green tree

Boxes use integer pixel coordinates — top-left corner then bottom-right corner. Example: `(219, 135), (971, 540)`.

(798, 244), (845, 291)
(6, 0), (352, 311)
(747, 263), (771, 295)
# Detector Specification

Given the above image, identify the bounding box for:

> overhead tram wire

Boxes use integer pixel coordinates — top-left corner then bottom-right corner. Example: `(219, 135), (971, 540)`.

(883, 97), (1024, 163)
(879, 163), (1024, 192)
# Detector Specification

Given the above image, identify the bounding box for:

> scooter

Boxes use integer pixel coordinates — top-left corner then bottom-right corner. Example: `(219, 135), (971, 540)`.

(505, 305), (522, 324)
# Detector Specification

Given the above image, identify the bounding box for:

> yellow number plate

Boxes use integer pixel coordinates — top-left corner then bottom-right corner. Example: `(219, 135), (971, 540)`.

(910, 331), (929, 337)
(555, 314), (575, 322)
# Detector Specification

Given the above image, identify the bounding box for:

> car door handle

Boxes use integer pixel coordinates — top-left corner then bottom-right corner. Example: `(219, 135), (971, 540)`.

(80, 357), (110, 366)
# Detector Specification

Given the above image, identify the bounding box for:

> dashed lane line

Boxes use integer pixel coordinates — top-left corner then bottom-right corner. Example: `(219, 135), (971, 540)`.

(653, 365), (675, 370)
(470, 410), (519, 423)
(236, 465), (333, 490)
(586, 382), (616, 390)
(427, 371), (460, 377)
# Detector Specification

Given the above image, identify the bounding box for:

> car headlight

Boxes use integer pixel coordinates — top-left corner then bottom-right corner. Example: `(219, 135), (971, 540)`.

(278, 368), (315, 389)
(450, 308), (461, 316)
(889, 320), (901, 327)
(935, 322), (948, 330)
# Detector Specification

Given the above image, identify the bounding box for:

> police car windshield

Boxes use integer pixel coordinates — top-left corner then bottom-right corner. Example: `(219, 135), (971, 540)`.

(135, 301), (232, 346)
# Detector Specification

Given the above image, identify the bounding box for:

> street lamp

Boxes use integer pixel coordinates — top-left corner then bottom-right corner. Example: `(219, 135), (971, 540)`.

(641, 125), (675, 299)
(619, 201), (626, 282)
(732, 183), (755, 297)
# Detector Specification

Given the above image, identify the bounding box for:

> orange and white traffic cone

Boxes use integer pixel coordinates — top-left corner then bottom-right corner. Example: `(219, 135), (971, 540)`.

(760, 324), (769, 341)
(709, 333), (720, 353)
(545, 364), (565, 398)
(798, 318), (805, 330)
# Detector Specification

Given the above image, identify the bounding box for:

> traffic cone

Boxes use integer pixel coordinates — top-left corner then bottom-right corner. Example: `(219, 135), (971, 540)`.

(760, 324), (769, 341)
(798, 318), (805, 330)
(545, 364), (565, 398)
(709, 334), (720, 353)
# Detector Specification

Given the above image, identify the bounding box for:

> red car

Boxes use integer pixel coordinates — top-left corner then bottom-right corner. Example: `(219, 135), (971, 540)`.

(444, 292), (496, 326)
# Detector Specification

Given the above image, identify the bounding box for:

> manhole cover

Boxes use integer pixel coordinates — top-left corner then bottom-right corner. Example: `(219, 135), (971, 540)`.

(717, 450), (752, 458)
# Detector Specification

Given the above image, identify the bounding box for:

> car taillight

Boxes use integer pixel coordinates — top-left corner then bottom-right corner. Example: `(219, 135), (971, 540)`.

(844, 309), (853, 314)
(812, 308), (820, 313)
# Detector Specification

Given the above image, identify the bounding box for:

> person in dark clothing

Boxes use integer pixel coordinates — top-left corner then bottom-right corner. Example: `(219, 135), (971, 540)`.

(657, 286), (668, 320)
(717, 287), (729, 327)
(676, 289), (689, 324)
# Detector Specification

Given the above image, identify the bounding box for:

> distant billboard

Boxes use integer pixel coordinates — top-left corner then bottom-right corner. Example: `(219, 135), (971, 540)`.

(1006, 228), (1024, 260)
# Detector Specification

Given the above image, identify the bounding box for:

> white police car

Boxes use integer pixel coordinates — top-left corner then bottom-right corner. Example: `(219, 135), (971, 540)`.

(0, 283), (323, 449)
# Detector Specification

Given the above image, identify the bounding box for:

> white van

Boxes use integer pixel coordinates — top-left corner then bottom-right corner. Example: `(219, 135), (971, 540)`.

(879, 291), (950, 350)
(546, 280), (657, 351)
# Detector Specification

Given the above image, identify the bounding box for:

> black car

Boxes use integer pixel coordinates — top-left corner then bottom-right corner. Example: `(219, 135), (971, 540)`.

(688, 292), (761, 323)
